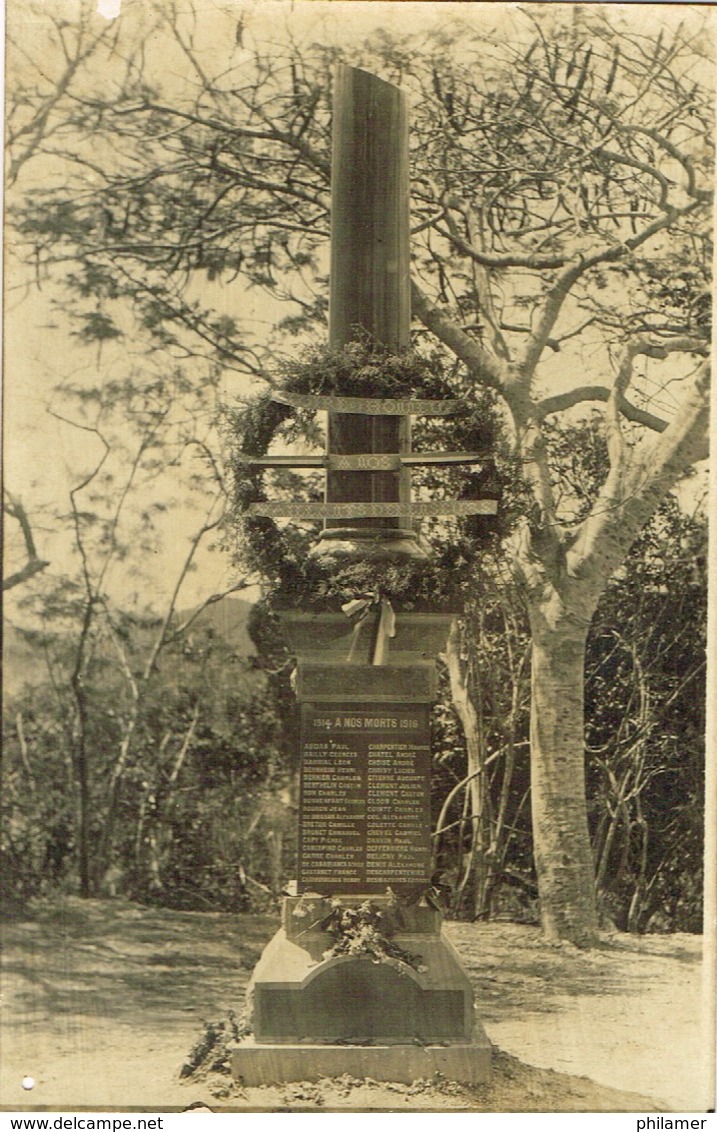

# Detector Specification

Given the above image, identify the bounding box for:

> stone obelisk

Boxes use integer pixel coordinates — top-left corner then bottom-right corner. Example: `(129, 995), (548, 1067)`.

(231, 65), (491, 1087)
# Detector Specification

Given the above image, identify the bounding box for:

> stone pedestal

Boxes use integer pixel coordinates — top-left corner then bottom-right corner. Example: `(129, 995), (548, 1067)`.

(230, 1032), (492, 1088)
(250, 898), (472, 1043)
(230, 611), (492, 1087)
(232, 897), (491, 1085)
(278, 610), (457, 673)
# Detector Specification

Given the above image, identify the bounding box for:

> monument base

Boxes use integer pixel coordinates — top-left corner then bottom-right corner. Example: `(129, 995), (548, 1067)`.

(234, 897), (491, 1087)
(249, 901), (475, 1042)
(230, 1028), (492, 1087)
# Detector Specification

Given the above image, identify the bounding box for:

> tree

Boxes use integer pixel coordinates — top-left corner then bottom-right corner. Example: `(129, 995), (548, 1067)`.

(404, 13), (712, 943)
(5, 1), (712, 942)
(432, 419), (707, 931)
(7, 412), (218, 898)
(585, 492), (707, 933)
(438, 581), (532, 921)
(3, 323), (256, 898)
(2, 612), (286, 910)
(3, 493), (49, 590)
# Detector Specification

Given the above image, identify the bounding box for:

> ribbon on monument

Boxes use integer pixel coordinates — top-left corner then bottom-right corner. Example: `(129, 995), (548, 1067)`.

(372, 598), (396, 666)
(341, 593), (396, 666)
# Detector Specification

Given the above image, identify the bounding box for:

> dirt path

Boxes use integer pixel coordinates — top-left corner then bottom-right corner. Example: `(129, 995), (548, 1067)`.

(0, 899), (713, 1112)
(447, 922), (714, 1112)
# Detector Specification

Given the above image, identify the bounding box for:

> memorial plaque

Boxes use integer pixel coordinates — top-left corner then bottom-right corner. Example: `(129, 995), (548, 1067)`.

(249, 499), (498, 519)
(272, 390), (464, 416)
(244, 451), (483, 470)
(296, 663), (436, 704)
(298, 703), (432, 894)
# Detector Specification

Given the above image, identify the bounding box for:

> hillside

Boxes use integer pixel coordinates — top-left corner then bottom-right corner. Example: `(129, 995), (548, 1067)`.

(186, 595), (256, 658)
(2, 595), (257, 701)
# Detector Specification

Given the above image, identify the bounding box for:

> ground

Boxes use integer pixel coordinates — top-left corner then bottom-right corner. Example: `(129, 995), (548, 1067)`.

(0, 897), (713, 1113)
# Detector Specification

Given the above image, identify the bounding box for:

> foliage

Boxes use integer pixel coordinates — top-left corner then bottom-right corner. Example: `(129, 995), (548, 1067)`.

(180, 1011), (250, 1079)
(586, 501), (707, 932)
(7, 6), (711, 366)
(432, 583), (534, 921)
(1, 707), (75, 915)
(1, 616), (289, 914)
(431, 419), (707, 931)
(541, 413), (708, 929)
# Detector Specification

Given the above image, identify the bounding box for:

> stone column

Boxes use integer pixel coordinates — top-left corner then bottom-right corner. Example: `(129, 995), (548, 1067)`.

(314, 64), (422, 561)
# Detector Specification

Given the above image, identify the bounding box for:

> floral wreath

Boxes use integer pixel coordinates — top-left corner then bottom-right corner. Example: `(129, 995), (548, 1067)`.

(225, 338), (503, 611)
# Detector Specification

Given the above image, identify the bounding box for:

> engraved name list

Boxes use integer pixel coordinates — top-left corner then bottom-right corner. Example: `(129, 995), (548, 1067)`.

(297, 705), (432, 894)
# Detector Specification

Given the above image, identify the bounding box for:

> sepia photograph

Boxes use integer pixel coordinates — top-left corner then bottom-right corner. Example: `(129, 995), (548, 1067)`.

(1, 0), (714, 1115)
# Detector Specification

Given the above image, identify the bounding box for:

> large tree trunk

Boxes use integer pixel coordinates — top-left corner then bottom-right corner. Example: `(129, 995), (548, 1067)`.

(529, 621), (599, 946)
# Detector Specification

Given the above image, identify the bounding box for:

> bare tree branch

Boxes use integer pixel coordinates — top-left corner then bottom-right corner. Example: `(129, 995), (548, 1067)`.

(3, 492), (50, 590)
(519, 203), (702, 378)
(6, 15), (118, 184)
(536, 387), (668, 432)
(410, 279), (507, 392)
(167, 579), (256, 642)
(569, 355), (710, 591)
(436, 217), (567, 271)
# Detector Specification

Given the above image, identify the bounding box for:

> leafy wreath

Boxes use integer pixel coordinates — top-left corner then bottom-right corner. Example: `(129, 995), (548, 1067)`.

(225, 338), (505, 612)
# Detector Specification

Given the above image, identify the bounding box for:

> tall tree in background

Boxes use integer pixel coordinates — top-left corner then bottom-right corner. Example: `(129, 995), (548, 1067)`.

(407, 17), (711, 942)
(5, 1), (711, 943)
(433, 415), (707, 932)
